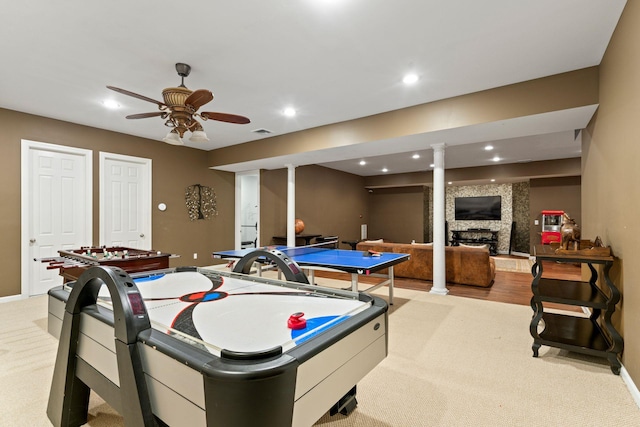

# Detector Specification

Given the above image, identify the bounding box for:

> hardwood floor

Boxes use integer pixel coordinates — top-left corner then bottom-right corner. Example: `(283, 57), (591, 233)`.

(315, 256), (582, 311)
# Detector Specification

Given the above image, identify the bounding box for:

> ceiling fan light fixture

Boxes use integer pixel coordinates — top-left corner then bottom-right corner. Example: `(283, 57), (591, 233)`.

(108, 63), (249, 144)
(163, 129), (184, 145)
(190, 129), (209, 143)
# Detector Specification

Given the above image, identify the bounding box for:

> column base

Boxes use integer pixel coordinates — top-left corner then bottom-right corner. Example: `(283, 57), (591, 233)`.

(429, 286), (449, 295)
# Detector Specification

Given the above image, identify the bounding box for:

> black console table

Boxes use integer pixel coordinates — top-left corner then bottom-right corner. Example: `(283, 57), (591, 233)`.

(529, 244), (623, 374)
(450, 229), (498, 255)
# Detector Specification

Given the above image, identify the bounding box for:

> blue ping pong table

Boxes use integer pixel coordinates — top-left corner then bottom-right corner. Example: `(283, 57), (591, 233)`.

(212, 246), (410, 304)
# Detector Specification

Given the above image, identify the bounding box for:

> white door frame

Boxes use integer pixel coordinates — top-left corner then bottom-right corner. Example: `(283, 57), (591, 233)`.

(235, 170), (260, 250)
(99, 152), (152, 249)
(20, 140), (93, 298)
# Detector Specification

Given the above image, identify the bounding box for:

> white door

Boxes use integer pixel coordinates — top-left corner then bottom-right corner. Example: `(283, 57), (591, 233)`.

(21, 140), (92, 296)
(100, 152), (152, 249)
(235, 171), (260, 250)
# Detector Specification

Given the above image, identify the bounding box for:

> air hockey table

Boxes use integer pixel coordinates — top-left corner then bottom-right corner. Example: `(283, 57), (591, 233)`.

(47, 264), (388, 427)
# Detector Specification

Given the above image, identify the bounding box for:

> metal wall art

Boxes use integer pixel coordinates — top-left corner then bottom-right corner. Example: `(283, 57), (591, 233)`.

(185, 184), (218, 220)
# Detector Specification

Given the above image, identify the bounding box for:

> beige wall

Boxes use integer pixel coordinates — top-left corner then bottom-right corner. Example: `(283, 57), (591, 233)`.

(0, 108), (235, 297)
(585, 1), (640, 382)
(363, 158), (581, 189)
(208, 69), (598, 169)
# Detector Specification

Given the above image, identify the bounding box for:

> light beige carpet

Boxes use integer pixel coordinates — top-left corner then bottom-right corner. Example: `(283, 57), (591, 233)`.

(1, 282), (639, 426)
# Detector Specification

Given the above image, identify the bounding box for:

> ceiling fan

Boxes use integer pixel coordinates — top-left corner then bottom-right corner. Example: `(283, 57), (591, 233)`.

(107, 63), (250, 145)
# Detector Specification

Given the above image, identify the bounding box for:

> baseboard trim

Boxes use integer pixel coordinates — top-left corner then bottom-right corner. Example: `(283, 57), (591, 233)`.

(621, 365), (640, 409)
(510, 251), (530, 258)
(0, 294), (25, 304)
(578, 307), (637, 404)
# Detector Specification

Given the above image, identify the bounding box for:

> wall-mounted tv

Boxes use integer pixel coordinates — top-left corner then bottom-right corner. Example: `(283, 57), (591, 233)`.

(455, 196), (501, 220)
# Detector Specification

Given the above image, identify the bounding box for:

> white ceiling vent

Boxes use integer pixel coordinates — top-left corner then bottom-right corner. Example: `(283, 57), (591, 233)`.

(252, 128), (273, 135)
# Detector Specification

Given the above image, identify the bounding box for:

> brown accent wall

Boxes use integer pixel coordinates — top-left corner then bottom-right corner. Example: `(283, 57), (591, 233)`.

(529, 177), (581, 253)
(295, 165), (368, 243)
(259, 168), (288, 245)
(0, 108), (235, 297)
(260, 165), (368, 246)
(367, 187), (424, 243)
(585, 1), (640, 382)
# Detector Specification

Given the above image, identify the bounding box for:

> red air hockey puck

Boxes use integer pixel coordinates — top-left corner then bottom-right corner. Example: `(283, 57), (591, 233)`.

(287, 312), (307, 330)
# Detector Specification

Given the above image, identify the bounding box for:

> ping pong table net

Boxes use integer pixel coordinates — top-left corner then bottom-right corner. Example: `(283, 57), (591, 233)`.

(277, 239), (339, 258)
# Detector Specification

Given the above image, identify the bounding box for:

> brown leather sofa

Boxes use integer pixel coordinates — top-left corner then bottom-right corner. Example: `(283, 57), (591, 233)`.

(355, 241), (496, 287)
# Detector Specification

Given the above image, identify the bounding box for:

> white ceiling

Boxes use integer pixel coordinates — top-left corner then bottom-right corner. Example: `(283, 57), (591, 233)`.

(0, 1), (626, 176)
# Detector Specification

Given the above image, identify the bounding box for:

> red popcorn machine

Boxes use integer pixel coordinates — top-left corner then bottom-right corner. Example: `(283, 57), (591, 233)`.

(541, 210), (564, 244)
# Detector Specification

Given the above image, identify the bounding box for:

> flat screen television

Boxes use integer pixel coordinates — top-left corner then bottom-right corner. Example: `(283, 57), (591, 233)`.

(454, 196), (501, 220)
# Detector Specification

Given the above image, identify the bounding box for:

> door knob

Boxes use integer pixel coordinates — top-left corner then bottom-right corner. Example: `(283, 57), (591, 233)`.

(29, 238), (36, 243)
(140, 234), (145, 238)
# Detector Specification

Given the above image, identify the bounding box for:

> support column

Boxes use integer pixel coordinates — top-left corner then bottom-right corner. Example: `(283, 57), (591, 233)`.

(286, 164), (296, 247)
(430, 143), (449, 295)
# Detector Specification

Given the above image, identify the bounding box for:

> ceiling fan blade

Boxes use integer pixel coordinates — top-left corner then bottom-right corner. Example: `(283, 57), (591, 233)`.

(126, 112), (166, 119)
(107, 86), (165, 107)
(201, 112), (251, 124)
(185, 89), (214, 111)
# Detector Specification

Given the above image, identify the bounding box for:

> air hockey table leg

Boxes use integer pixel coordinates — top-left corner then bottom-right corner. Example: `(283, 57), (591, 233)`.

(47, 266), (156, 427)
(388, 266), (395, 305)
(330, 386), (358, 416)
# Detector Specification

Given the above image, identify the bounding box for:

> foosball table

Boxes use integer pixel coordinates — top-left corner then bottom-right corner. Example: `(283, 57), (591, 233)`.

(40, 246), (173, 282)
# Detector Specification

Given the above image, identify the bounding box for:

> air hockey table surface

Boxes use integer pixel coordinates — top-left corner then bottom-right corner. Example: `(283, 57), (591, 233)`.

(47, 266), (388, 427)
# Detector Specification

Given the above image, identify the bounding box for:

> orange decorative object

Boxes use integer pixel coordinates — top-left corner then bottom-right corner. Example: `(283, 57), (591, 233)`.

(294, 218), (305, 234)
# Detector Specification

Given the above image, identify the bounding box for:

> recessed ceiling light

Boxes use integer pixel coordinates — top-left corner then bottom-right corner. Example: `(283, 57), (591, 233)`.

(429, 163), (435, 168)
(283, 107), (296, 117)
(402, 73), (419, 85)
(359, 160), (366, 166)
(485, 145), (494, 151)
(102, 99), (120, 109)
(492, 156), (501, 162)
(491, 179), (496, 182)
(447, 181), (453, 185)
(382, 168), (388, 173)
(412, 154), (420, 159)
